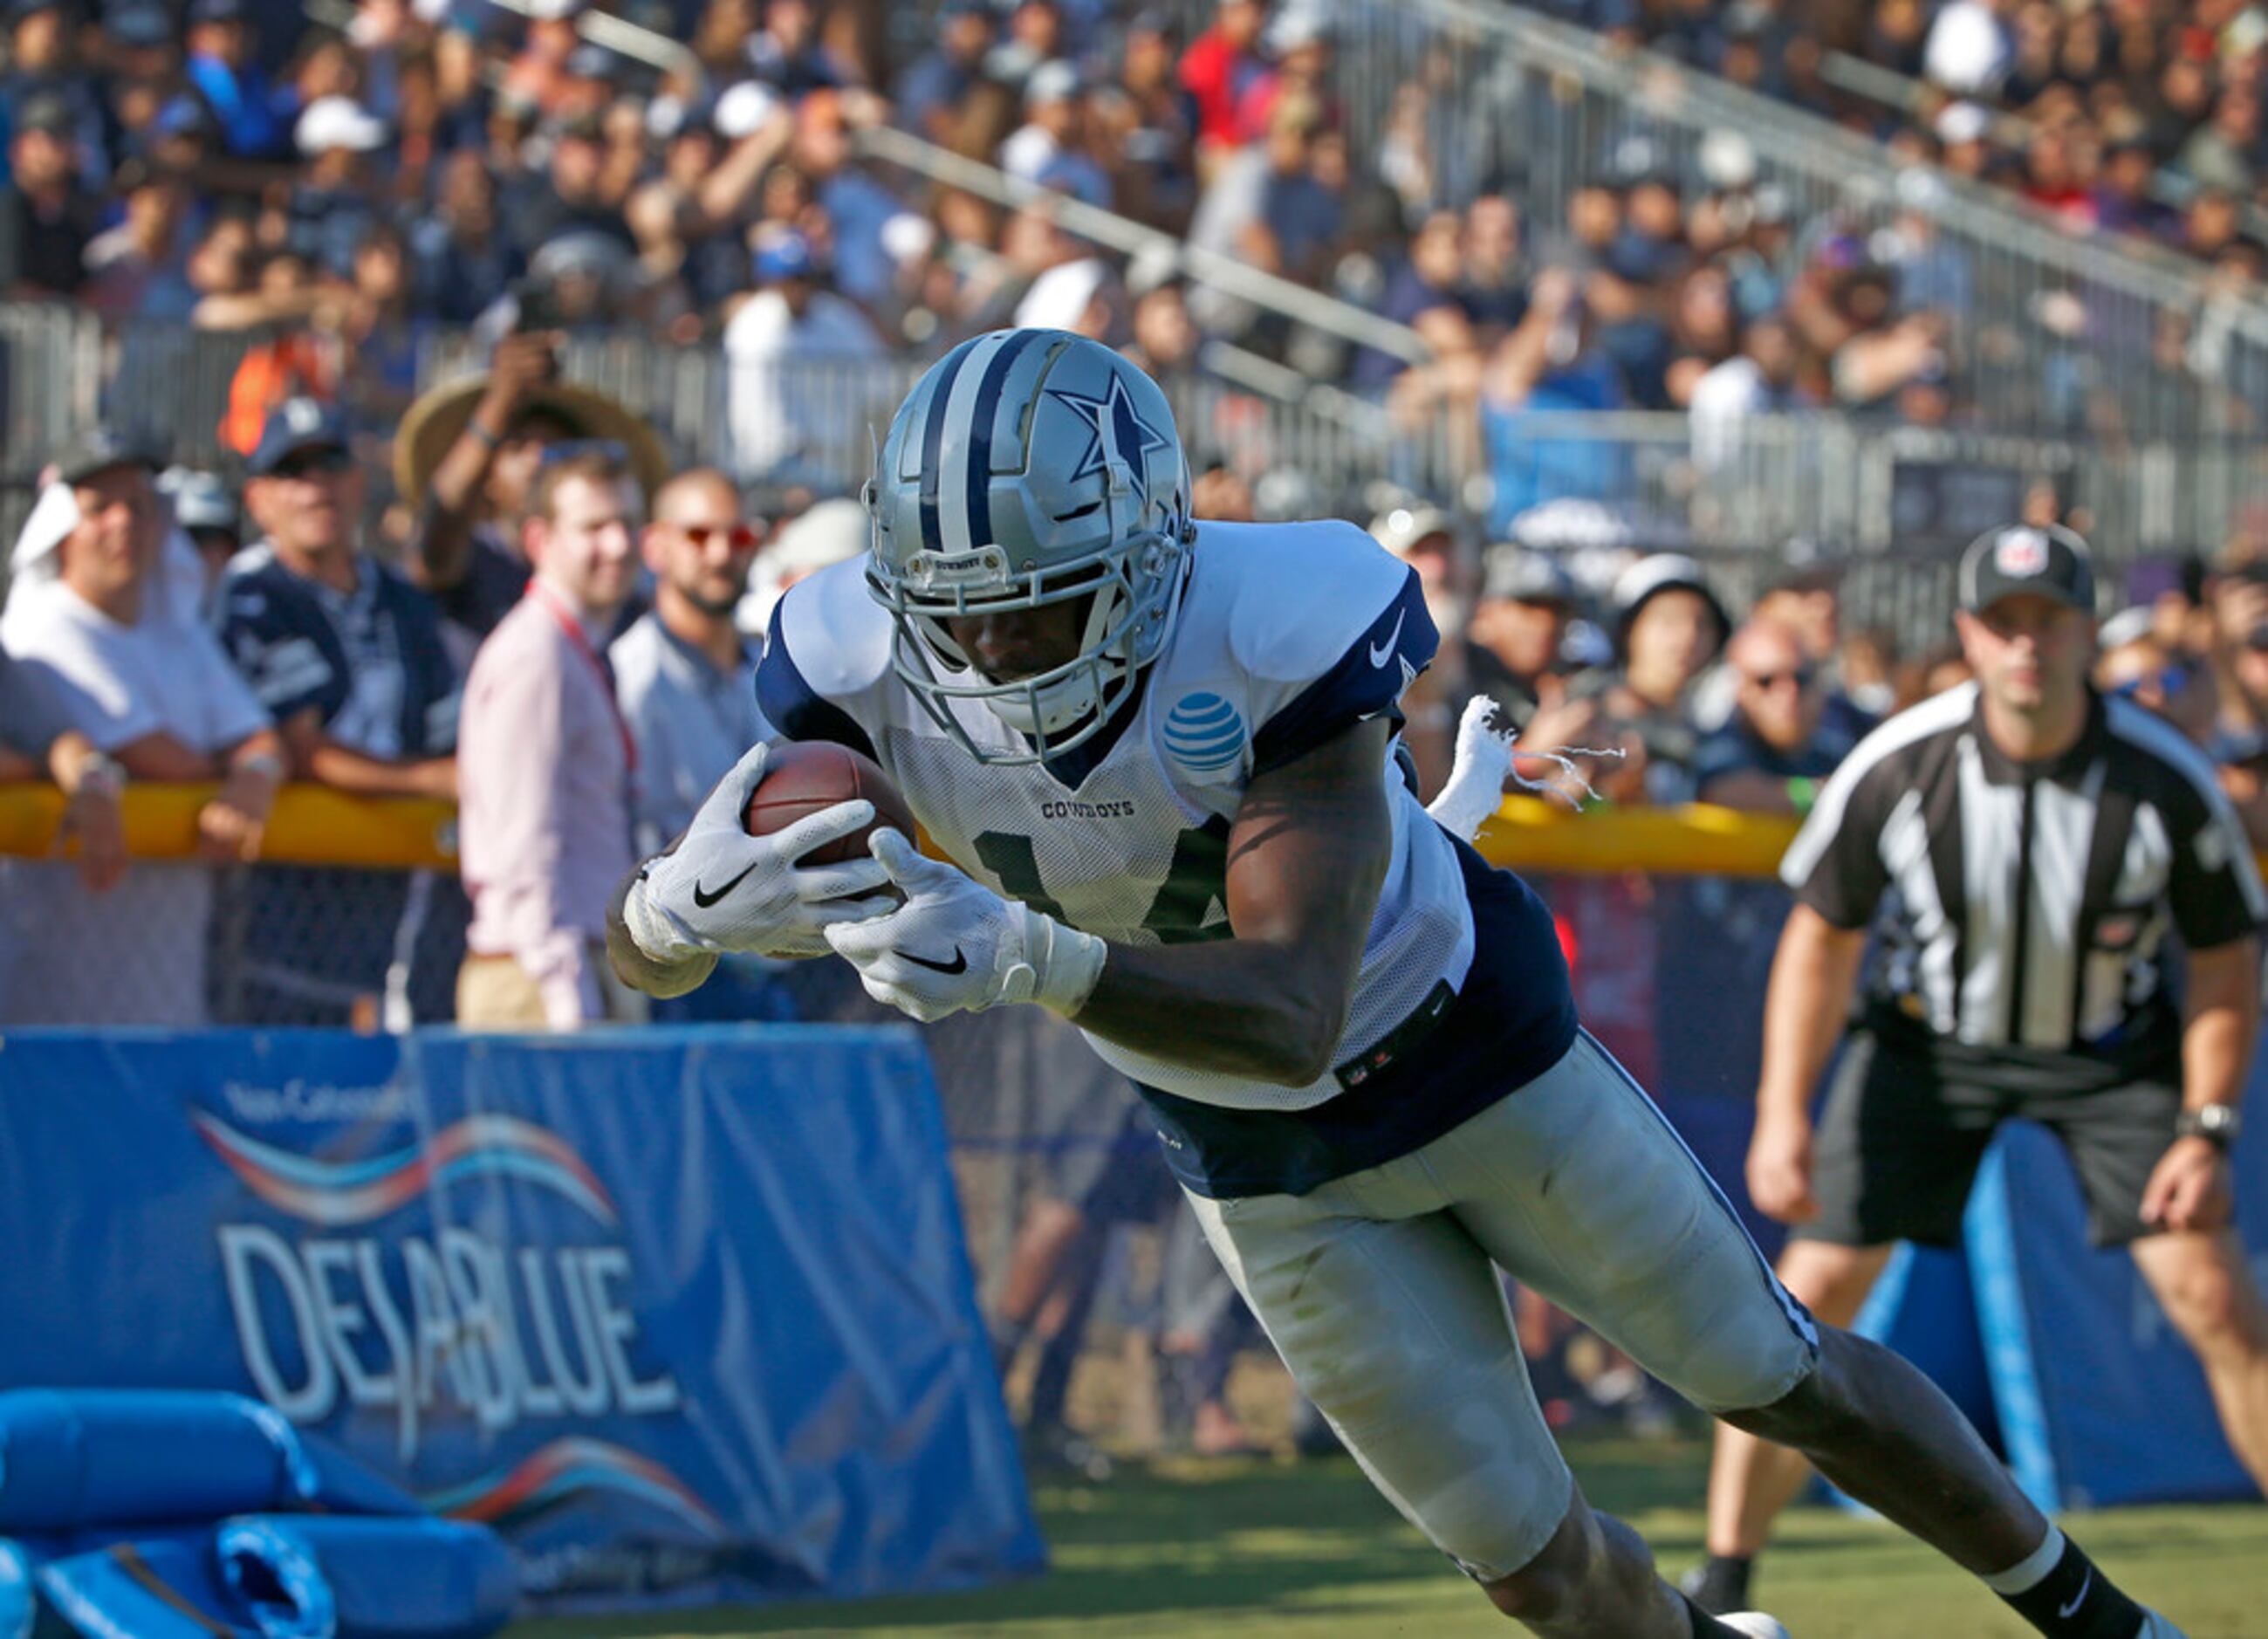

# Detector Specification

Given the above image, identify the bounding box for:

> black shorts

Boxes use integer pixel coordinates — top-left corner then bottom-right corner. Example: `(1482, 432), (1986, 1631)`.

(1795, 1025), (2183, 1250)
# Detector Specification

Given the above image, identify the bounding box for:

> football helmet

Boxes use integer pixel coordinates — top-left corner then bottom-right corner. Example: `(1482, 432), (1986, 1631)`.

(865, 329), (1194, 765)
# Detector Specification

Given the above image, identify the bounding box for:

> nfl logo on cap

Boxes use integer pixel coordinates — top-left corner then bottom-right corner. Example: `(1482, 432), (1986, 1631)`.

(1994, 529), (2049, 577)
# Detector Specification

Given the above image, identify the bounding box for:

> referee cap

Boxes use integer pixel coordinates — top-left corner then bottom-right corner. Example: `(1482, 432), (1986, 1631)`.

(1958, 524), (2097, 616)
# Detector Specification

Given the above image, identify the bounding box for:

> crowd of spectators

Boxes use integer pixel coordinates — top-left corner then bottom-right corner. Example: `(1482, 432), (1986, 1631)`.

(1538, 0), (2268, 280)
(15, 0), (2239, 532)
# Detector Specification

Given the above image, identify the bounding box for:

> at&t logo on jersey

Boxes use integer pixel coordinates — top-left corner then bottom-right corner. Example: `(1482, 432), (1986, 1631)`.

(1162, 691), (1247, 775)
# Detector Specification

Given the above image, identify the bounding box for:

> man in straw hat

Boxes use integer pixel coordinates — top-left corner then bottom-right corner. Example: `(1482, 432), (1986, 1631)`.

(397, 329), (668, 667)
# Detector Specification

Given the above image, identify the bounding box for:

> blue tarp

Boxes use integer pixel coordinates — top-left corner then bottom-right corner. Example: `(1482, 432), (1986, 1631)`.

(0, 1028), (1042, 1616)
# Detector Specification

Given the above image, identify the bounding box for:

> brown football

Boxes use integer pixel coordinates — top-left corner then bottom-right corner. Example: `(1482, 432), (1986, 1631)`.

(743, 740), (921, 868)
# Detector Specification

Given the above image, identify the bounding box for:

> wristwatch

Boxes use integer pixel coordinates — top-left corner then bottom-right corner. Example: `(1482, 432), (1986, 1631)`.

(2176, 1105), (2243, 1153)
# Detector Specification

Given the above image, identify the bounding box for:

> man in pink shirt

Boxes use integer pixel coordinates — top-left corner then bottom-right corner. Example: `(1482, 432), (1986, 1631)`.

(456, 445), (645, 1028)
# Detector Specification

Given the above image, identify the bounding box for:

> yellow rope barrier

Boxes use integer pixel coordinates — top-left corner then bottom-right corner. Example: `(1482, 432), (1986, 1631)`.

(0, 784), (458, 871)
(8, 783), (2256, 884)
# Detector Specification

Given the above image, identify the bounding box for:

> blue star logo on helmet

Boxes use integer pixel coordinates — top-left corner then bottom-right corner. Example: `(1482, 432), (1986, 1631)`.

(1045, 375), (1175, 488)
(1162, 692), (1247, 773)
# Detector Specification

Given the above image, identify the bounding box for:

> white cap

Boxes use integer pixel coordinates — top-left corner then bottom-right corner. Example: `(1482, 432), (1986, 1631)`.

(769, 497), (869, 575)
(739, 497), (869, 636)
(295, 96), (386, 156)
(714, 79), (782, 140)
(2098, 605), (2156, 651)
(1013, 257), (1108, 331)
(1370, 504), (1456, 558)
(1024, 59), (1081, 108)
(1698, 127), (1757, 191)
(1935, 100), (1990, 146)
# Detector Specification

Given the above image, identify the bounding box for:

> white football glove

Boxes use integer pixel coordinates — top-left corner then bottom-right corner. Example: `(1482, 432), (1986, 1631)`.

(621, 742), (893, 962)
(824, 830), (1107, 1024)
(1426, 696), (1518, 843)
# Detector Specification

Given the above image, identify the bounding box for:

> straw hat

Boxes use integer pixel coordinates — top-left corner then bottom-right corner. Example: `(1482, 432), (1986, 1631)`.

(393, 375), (671, 504)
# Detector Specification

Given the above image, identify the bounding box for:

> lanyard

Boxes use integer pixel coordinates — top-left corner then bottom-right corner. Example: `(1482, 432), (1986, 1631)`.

(529, 582), (638, 776)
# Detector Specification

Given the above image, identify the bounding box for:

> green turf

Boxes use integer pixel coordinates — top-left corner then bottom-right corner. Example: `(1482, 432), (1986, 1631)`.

(513, 1438), (2268, 1637)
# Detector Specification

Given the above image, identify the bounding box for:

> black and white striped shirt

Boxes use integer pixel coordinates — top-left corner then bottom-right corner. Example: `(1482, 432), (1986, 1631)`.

(1782, 682), (2266, 1063)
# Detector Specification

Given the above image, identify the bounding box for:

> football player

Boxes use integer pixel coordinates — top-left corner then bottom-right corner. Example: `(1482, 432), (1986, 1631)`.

(609, 330), (2178, 1639)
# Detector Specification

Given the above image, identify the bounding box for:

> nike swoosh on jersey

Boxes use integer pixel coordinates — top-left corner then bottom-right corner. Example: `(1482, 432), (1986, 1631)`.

(692, 863), (758, 909)
(2059, 1572), (2092, 1619)
(1368, 610), (1407, 669)
(898, 945), (970, 975)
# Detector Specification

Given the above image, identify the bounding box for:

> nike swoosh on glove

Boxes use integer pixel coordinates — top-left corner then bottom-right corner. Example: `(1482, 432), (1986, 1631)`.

(622, 742), (893, 961)
(824, 830), (1106, 1023)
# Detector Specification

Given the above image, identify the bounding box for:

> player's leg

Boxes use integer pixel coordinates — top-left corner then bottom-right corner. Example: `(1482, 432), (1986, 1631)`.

(1694, 1238), (1894, 1608)
(1182, 1179), (1738, 1636)
(1447, 1030), (2168, 1638)
(1693, 1026), (1994, 1609)
(2129, 1229), (2268, 1493)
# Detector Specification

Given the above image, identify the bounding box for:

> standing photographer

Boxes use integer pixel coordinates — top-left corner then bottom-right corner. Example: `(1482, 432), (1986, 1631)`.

(397, 326), (667, 667)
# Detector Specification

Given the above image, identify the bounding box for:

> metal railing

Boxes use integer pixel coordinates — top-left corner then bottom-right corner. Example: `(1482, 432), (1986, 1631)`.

(852, 125), (1435, 367)
(1134, 0), (2268, 442)
(9, 305), (2268, 651)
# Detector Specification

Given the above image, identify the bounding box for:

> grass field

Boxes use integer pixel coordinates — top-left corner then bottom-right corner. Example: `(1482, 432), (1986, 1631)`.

(517, 1437), (2268, 1638)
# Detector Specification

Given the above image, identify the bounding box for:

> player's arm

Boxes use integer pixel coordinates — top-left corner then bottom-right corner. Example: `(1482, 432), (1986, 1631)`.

(1076, 717), (1393, 1085)
(606, 740), (893, 993)
(829, 720), (1394, 1085)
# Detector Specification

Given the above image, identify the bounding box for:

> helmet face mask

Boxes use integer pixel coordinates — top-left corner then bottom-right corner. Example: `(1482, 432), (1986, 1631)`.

(864, 330), (1194, 768)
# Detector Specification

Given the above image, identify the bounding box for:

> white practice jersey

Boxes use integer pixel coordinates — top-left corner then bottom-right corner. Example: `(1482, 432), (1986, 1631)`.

(757, 518), (1477, 1111)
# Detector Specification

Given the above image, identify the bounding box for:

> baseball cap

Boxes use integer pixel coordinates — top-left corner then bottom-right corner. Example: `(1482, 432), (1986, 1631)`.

(1370, 504), (1456, 558)
(2097, 605), (2156, 651)
(50, 427), (160, 487)
(712, 79), (781, 139)
(1935, 100), (1991, 146)
(13, 88), (75, 137)
(247, 398), (350, 477)
(295, 96), (386, 156)
(1024, 58), (1081, 108)
(149, 95), (217, 142)
(165, 470), (240, 532)
(1611, 552), (1730, 655)
(1958, 523), (2098, 614)
(186, 0), (244, 23)
(1480, 543), (1576, 606)
(752, 227), (816, 282)
(106, 0), (174, 47)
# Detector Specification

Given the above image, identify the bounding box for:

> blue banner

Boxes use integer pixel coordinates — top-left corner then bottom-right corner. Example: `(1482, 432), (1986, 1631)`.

(0, 1027), (1043, 1616)
(1967, 1114), (2268, 1509)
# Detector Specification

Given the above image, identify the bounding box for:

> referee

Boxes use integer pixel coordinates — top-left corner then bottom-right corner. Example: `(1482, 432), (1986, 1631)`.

(1689, 524), (2268, 1617)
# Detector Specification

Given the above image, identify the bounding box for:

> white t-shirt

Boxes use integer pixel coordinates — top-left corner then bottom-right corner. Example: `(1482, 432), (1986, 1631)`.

(722, 289), (886, 477)
(1688, 355), (1772, 470)
(0, 579), (270, 1025)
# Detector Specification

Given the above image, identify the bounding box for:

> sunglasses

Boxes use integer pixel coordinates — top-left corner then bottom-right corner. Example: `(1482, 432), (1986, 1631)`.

(1743, 666), (1818, 692)
(679, 521), (759, 551)
(269, 446), (353, 480)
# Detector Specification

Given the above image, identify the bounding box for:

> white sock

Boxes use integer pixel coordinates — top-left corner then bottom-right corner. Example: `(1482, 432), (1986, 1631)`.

(1982, 1524), (2066, 1595)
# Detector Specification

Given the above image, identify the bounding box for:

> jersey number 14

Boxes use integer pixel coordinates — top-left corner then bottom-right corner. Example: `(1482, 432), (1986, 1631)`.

(974, 822), (1231, 945)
